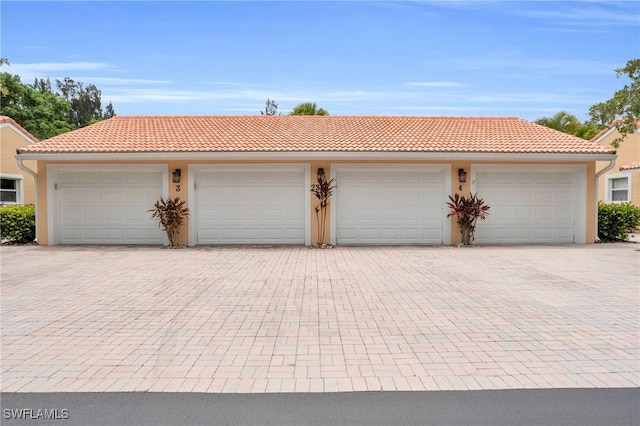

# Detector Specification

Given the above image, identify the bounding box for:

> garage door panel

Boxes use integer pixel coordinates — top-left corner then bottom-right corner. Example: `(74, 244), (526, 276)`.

(553, 173), (574, 184)
(534, 228), (553, 239)
(513, 228), (534, 239)
(82, 174), (102, 185)
(82, 191), (102, 205)
(402, 209), (422, 221)
(60, 173), (81, 185)
(219, 229), (239, 240)
(491, 207), (514, 221)
(104, 192), (124, 204)
(380, 208), (400, 220)
(402, 173), (422, 183)
(514, 173), (534, 184)
(128, 191), (159, 204)
(82, 209), (102, 221)
(379, 228), (400, 240)
(82, 229), (102, 241)
(104, 209), (123, 221)
(423, 228), (442, 240)
(474, 166), (583, 244)
(57, 169), (165, 244)
(555, 228), (573, 239)
(533, 207), (553, 221)
(489, 190), (516, 203)
(61, 208), (81, 222)
(196, 168), (305, 245)
(336, 167), (446, 244)
(104, 229), (124, 240)
(553, 191), (573, 202)
(513, 207), (534, 220)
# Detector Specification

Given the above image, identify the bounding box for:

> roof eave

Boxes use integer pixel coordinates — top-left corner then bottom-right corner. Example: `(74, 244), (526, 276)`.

(16, 150), (617, 162)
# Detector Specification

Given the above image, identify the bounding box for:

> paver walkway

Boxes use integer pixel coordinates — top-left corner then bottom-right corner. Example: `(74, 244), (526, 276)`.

(1, 245), (638, 393)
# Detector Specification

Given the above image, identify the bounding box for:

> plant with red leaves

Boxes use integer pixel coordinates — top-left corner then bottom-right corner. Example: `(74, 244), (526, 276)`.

(149, 196), (189, 247)
(446, 193), (490, 246)
(310, 175), (336, 246)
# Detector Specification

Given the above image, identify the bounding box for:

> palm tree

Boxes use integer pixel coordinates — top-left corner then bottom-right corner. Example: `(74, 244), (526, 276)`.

(535, 110), (599, 140)
(289, 102), (329, 116)
(535, 110), (579, 132)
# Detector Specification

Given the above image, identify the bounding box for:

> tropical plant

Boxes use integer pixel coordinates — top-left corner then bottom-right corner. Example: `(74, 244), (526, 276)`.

(289, 102), (329, 116)
(260, 98), (279, 116)
(446, 193), (490, 246)
(534, 110), (600, 140)
(149, 196), (189, 247)
(310, 174), (336, 246)
(598, 201), (640, 242)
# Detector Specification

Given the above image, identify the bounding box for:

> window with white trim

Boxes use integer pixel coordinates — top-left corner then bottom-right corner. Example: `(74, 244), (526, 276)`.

(606, 175), (630, 203)
(0, 176), (23, 204)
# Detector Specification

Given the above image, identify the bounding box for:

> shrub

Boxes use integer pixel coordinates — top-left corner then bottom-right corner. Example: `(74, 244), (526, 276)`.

(149, 196), (189, 247)
(446, 193), (490, 246)
(0, 204), (36, 244)
(598, 202), (640, 242)
(310, 174), (336, 246)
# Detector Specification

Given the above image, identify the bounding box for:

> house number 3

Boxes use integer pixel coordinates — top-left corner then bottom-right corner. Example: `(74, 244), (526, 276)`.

(175, 184), (181, 192)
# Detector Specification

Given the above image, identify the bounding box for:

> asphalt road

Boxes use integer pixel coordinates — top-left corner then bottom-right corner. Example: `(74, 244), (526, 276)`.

(1, 388), (638, 426)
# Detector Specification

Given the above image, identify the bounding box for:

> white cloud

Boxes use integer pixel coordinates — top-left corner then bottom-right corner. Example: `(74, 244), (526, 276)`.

(10, 61), (112, 73)
(105, 89), (210, 103)
(72, 77), (171, 85)
(104, 87), (412, 104)
(435, 57), (616, 75)
(469, 92), (588, 105)
(510, 6), (640, 27)
(390, 105), (489, 112)
(8, 61), (114, 83)
(406, 81), (468, 88)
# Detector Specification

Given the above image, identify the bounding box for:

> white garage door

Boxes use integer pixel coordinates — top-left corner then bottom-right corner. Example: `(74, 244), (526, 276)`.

(54, 167), (166, 244)
(333, 165), (450, 244)
(193, 166), (307, 245)
(472, 165), (586, 244)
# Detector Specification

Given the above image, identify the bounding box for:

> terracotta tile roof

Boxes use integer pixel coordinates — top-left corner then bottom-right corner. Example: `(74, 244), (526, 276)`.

(0, 115), (40, 144)
(17, 115), (615, 155)
(590, 118), (640, 142)
(620, 162), (640, 171)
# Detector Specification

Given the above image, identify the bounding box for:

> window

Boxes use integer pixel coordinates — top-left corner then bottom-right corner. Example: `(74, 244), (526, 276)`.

(606, 175), (630, 203)
(0, 177), (21, 204)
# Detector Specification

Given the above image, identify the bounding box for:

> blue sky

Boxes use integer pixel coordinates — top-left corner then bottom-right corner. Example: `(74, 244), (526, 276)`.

(2, 1), (638, 121)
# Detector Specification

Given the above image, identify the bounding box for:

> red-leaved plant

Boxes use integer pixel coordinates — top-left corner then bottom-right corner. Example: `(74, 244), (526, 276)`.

(149, 196), (190, 247)
(446, 193), (490, 246)
(310, 175), (336, 246)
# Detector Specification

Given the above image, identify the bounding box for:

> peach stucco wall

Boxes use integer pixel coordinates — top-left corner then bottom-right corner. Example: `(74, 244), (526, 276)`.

(1, 126), (37, 205)
(596, 130), (640, 206)
(35, 159), (600, 246)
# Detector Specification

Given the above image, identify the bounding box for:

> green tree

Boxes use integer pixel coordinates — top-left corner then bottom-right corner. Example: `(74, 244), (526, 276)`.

(589, 58), (640, 147)
(289, 102), (329, 116)
(260, 98), (279, 116)
(104, 102), (116, 119)
(535, 110), (599, 140)
(1, 59), (116, 139)
(0, 72), (75, 140)
(56, 77), (107, 127)
(31, 77), (53, 94)
(0, 58), (9, 96)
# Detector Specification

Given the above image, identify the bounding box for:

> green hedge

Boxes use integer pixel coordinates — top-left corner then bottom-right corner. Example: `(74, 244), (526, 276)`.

(0, 204), (36, 244)
(598, 202), (640, 242)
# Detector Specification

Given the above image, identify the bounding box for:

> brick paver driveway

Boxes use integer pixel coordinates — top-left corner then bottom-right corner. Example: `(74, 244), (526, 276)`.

(1, 245), (638, 393)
